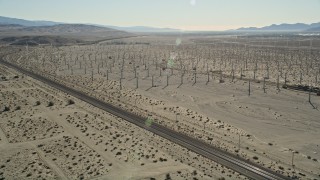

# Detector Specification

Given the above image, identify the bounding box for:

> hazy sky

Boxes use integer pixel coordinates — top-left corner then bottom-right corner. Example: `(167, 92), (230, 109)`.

(0, 0), (319, 30)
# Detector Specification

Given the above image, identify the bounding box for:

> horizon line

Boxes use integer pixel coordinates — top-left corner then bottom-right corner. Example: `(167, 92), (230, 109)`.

(1, 15), (319, 32)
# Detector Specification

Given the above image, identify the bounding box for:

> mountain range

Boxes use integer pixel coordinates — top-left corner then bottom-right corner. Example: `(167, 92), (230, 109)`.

(0, 16), (61, 26)
(0, 16), (180, 33)
(1, 16), (319, 32)
(236, 22), (320, 32)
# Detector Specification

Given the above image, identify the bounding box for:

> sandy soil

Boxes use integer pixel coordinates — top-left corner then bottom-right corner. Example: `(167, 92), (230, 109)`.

(1, 35), (320, 179)
(0, 63), (237, 179)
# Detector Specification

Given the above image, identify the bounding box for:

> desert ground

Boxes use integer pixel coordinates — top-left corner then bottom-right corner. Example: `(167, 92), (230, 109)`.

(1, 33), (320, 179)
(0, 63), (236, 179)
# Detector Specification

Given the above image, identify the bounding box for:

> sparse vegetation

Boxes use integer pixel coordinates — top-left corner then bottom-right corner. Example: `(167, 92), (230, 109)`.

(165, 173), (171, 180)
(35, 101), (41, 106)
(47, 101), (54, 107)
(65, 99), (75, 106)
(3, 106), (10, 112)
(1, 25), (320, 180)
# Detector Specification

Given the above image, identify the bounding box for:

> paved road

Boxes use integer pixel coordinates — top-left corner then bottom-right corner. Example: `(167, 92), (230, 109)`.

(0, 59), (291, 180)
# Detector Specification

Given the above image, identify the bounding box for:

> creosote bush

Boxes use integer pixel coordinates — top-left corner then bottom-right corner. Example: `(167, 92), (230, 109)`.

(3, 106), (10, 112)
(67, 99), (75, 105)
(47, 101), (54, 107)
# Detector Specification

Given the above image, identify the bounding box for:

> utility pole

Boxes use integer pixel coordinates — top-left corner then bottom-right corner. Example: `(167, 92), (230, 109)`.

(151, 75), (154, 87)
(277, 74), (280, 91)
(136, 75), (139, 89)
(232, 70), (235, 82)
(263, 77), (266, 93)
(309, 86), (312, 103)
(238, 134), (241, 152)
(248, 80), (251, 96)
(292, 151), (295, 168)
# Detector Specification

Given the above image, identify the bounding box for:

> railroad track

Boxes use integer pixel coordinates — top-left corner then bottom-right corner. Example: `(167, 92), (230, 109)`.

(0, 58), (291, 180)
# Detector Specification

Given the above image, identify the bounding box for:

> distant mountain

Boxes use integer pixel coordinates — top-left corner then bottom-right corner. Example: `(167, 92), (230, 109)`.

(0, 16), (180, 33)
(235, 22), (320, 32)
(236, 27), (259, 31)
(306, 26), (320, 32)
(0, 23), (133, 43)
(0, 23), (131, 36)
(0, 16), (62, 26)
(20, 24), (117, 34)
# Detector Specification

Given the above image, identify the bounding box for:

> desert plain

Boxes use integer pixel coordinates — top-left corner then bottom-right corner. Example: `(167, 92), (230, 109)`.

(1, 32), (320, 180)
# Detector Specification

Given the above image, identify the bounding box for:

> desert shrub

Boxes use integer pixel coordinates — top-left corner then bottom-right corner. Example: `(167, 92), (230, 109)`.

(35, 101), (41, 106)
(47, 101), (54, 107)
(192, 170), (197, 175)
(165, 173), (171, 180)
(67, 99), (75, 105)
(3, 106), (10, 112)
(253, 156), (259, 160)
(15, 106), (21, 110)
